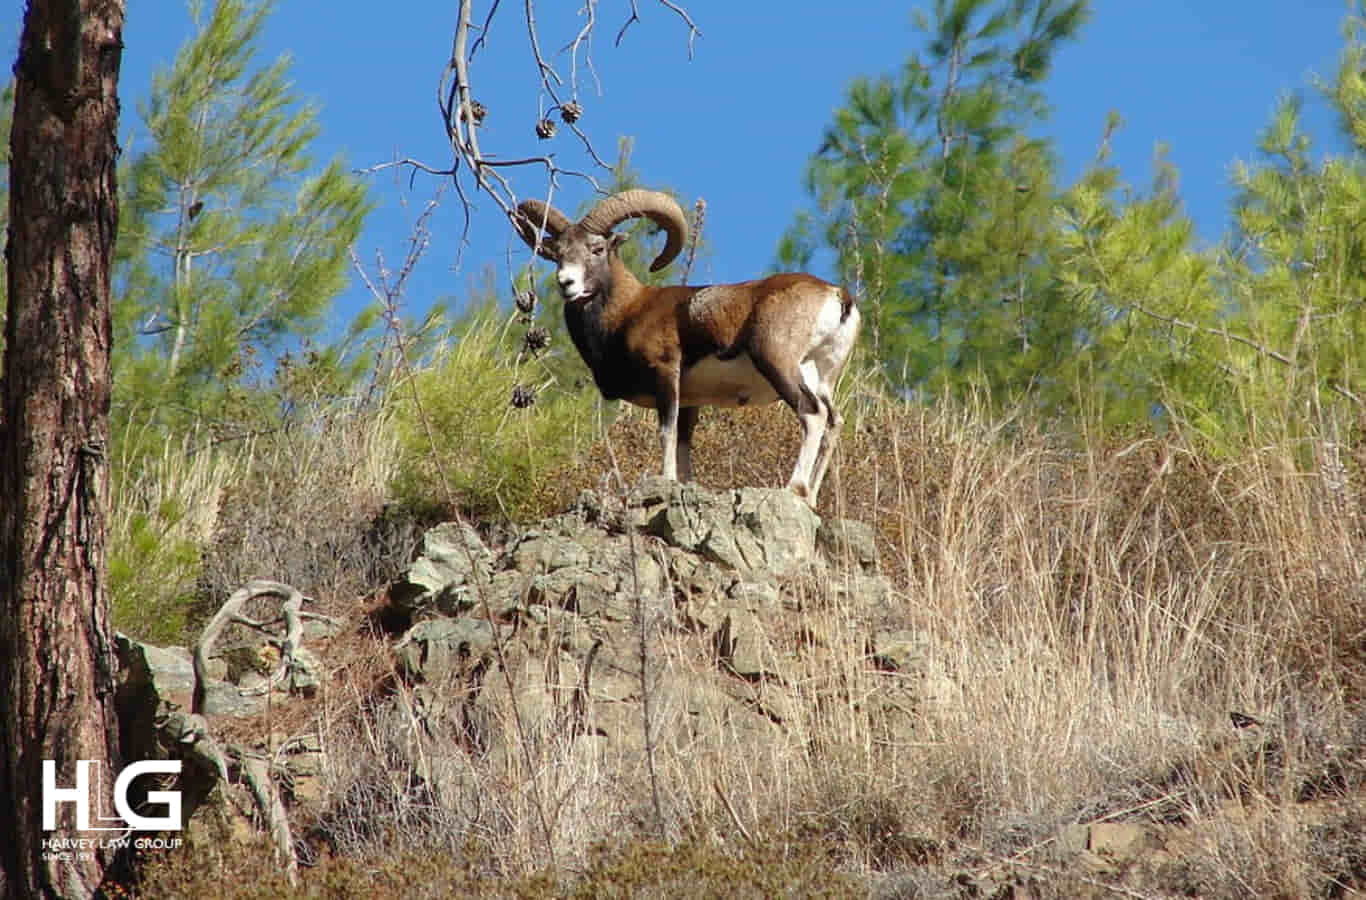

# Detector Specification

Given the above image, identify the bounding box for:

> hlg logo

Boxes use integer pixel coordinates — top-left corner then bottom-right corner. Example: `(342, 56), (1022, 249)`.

(41, 760), (183, 831)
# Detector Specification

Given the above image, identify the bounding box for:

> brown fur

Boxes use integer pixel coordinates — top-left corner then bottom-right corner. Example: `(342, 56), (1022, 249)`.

(522, 201), (860, 502)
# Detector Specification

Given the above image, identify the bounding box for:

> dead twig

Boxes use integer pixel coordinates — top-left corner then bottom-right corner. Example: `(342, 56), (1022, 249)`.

(713, 779), (760, 850)
(418, 0), (701, 250)
(681, 196), (705, 283)
(241, 753), (299, 887)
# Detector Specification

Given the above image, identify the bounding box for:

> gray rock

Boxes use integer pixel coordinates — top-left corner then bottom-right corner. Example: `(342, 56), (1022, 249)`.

(396, 617), (498, 684)
(870, 629), (930, 673)
(510, 531), (592, 574)
(374, 480), (929, 798)
(477, 570), (529, 617)
(730, 487), (820, 576)
(834, 572), (894, 609)
(668, 549), (736, 608)
(1058, 822), (1163, 866)
(302, 613), (345, 642)
(118, 636), (198, 707)
(728, 580), (781, 610)
(389, 521), (491, 617)
(644, 484), (819, 578)
(287, 647), (323, 696)
(870, 629), (959, 711)
(817, 517), (880, 573)
(115, 633), (267, 753)
(715, 609), (785, 680)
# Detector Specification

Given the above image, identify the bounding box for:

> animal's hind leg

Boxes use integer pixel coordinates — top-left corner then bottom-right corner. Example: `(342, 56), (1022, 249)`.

(752, 354), (825, 501)
(809, 387), (840, 503)
(806, 304), (859, 503)
(800, 361), (841, 504)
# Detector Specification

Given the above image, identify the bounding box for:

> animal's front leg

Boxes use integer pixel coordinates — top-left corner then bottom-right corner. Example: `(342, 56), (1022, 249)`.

(656, 376), (682, 481)
(677, 406), (700, 482)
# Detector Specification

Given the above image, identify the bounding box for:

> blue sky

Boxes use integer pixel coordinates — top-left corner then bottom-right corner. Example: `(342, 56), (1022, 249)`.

(77, 2), (1366, 325)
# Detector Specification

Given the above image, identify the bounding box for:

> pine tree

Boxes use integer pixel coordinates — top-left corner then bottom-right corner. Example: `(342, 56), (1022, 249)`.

(1223, 71), (1366, 434)
(1053, 126), (1219, 428)
(782, 0), (1089, 406)
(2, 1), (125, 895)
(114, 0), (372, 449)
(1053, 5), (1366, 439)
(0, 80), (13, 349)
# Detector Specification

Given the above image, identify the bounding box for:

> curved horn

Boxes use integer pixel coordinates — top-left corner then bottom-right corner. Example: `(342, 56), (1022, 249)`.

(579, 189), (688, 272)
(513, 200), (571, 261)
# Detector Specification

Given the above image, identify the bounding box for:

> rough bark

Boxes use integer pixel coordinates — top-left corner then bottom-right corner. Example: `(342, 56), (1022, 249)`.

(1, 1), (126, 898)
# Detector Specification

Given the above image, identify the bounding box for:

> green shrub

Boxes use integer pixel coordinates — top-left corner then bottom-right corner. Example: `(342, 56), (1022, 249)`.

(109, 436), (240, 643)
(389, 311), (599, 522)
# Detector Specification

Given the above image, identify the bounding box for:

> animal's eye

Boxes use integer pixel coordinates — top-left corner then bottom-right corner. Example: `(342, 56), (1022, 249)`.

(591, 245), (604, 256)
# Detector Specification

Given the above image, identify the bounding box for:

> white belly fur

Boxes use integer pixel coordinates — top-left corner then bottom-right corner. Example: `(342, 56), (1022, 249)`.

(679, 353), (779, 408)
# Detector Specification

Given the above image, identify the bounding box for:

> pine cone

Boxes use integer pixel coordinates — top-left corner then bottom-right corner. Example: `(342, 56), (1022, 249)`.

(559, 101), (583, 124)
(460, 100), (487, 126)
(535, 118), (557, 140)
(522, 326), (551, 355)
(510, 384), (536, 409)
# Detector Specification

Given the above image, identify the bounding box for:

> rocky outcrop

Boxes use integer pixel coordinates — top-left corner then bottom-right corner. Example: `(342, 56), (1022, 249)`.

(114, 480), (946, 876)
(380, 480), (932, 774)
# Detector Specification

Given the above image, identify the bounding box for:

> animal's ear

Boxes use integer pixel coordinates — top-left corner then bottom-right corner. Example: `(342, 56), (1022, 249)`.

(608, 232), (629, 252)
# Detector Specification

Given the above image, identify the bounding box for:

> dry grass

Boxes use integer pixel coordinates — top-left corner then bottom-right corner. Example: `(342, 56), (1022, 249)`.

(202, 402), (409, 608)
(125, 382), (1366, 897)
(110, 400), (414, 645)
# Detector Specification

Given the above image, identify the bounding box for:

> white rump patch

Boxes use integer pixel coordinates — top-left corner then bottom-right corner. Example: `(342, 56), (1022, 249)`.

(804, 289), (857, 378)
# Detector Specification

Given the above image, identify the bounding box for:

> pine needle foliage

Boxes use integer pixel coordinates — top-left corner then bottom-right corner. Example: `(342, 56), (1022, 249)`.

(113, 0), (373, 457)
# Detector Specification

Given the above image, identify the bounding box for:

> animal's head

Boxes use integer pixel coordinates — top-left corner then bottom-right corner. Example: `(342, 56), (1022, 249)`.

(513, 189), (687, 302)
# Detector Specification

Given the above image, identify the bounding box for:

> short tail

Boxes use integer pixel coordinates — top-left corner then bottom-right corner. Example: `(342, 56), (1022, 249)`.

(839, 287), (857, 323)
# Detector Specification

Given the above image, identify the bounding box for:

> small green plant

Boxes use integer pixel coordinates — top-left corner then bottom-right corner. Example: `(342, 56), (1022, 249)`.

(109, 435), (240, 643)
(389, 310), (598, 522)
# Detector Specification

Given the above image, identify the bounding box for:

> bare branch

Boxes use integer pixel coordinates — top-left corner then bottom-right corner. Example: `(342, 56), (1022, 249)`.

(524, 0), (564, 98)
(616, 0), (701, 56)
(616, 0), (640, 46)
(657, 0), (701, 57)
(469, 0), (503, 59)
(451, 1), (500, 208)
(241, 754), (298, 886)
(193, 579), (308, 715)
(354, 157), (457, 180)
(681, 196), (705, 283)
(359, 0), (700, 317)
(565, 120), (615, 169)
(563, 0), (598, 94)
(240, 591), (305, 697)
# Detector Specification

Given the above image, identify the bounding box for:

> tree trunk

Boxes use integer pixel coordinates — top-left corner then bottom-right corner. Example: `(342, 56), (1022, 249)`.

(1, 2), (126, 898)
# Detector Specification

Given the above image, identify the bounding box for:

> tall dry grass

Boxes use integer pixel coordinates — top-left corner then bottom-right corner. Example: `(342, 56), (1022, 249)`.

(110, 401), (408, 644)
(515, 388), (1362, 890)
(203, 400), (406, 606)
(132, 380), (1366, 897)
